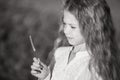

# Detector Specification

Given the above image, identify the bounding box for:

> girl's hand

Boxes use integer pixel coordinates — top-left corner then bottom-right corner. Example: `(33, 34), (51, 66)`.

(31, 57), (50, 80)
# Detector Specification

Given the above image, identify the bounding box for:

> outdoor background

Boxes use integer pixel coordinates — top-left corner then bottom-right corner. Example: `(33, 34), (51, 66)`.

(0, 0), (120, 80)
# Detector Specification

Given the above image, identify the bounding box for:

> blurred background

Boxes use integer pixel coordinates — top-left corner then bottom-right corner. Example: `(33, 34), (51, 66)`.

(0, 0), (120, 80)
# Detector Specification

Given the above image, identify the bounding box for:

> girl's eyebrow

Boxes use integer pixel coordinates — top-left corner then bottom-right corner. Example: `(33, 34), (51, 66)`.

(63, 21), (76, 26)
(63, 22), (77, 26)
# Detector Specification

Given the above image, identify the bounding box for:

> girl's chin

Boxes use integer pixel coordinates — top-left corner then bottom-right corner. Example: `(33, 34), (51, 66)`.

(68, 41), (77, 46)
(68, 41), (85, 46)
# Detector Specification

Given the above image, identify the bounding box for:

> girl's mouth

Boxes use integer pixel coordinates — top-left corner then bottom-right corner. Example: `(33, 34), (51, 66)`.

(67, 37), (73, 39)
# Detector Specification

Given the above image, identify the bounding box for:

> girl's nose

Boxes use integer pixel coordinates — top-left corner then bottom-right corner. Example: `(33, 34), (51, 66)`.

(64, 25), (71, 35)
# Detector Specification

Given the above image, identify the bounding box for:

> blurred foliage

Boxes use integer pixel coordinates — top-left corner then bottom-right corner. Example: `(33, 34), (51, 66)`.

(0, 0), (59, 80)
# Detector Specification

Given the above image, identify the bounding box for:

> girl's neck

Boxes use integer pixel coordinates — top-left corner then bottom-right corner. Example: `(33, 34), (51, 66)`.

(72, 43), (86, 54)
(67, 43), (86, 64)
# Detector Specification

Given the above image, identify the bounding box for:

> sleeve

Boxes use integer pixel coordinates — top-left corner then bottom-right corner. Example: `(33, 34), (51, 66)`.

(47, 47), (61, 77)
(54, 47), (65, 59)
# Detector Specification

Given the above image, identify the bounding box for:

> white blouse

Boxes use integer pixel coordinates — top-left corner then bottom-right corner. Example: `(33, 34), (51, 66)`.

(44, 46), (92, 80)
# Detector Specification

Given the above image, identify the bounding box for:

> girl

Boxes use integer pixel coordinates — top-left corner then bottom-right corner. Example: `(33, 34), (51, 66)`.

(31, 0), (120, 80)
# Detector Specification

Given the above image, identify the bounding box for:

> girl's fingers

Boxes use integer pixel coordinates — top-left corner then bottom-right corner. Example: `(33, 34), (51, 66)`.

(31, 66), (42, 74)
(33, 57), (39, 63)
(31, 70), (40, 77)
(33, 57), (42, 65)
(32, 61), (43, 69)
(31, 69), (42, 78)
(37, 58), (45, 68)
(37, 58), (46, 67)
(40, 61), (46, 68)
(31, 63), (43, 71)
(32, 57), (47, 70)
(32, 62), (40, 68)
(31, 70), (37, 74)
(31, 65), (40, 70)
(31, 73), (41, 78)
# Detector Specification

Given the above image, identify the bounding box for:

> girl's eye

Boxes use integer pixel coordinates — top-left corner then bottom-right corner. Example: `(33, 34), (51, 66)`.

(71, 26), (76, 29)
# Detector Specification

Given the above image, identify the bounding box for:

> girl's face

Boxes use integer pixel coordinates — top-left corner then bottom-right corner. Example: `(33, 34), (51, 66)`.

(63, 10), (84, 46)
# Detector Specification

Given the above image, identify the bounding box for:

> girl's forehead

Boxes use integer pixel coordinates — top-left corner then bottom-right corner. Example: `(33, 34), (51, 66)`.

(63, 10), (73, 20)
(63, 10), (78, 24)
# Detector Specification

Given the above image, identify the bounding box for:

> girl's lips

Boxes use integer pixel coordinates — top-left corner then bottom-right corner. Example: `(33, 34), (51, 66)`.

(67, 37), (73, 39)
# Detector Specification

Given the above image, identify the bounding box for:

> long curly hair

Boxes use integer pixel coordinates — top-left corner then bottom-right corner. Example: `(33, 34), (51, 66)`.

(49, 0), (120, 80)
